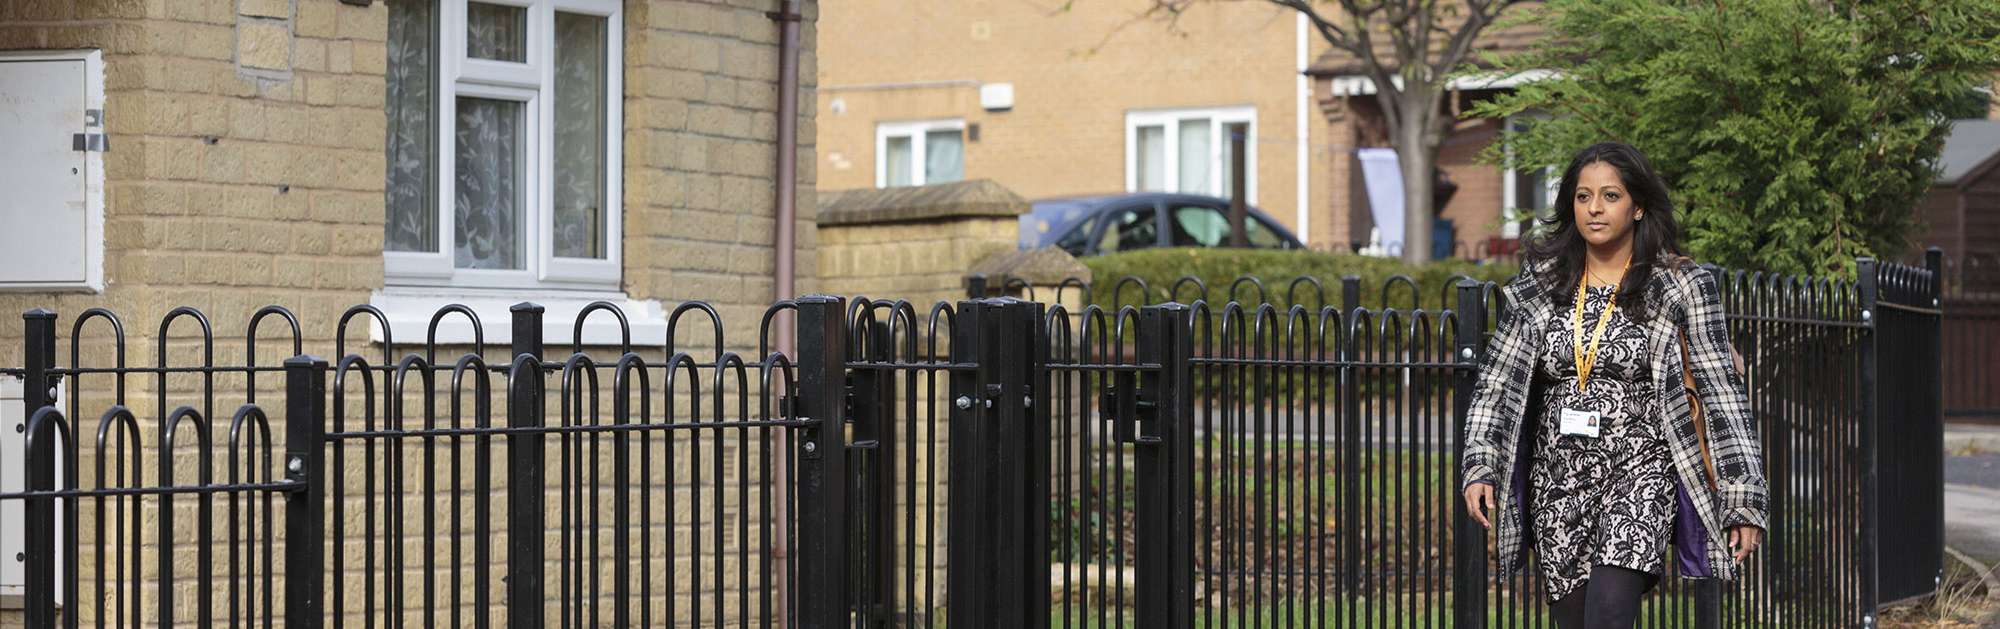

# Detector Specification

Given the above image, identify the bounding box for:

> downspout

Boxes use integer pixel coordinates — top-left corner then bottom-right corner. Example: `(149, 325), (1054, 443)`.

(769, 0), (803, 624)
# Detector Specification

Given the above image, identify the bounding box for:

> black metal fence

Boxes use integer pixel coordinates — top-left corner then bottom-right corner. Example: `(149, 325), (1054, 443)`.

(1, 254), (1941, 628)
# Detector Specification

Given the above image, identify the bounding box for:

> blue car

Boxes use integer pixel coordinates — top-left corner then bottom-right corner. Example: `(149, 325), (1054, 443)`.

(1018, 192), (1305, 256)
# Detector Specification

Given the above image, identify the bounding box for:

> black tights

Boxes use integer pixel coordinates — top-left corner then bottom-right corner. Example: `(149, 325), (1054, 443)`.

(1548, 565), (1659, 629)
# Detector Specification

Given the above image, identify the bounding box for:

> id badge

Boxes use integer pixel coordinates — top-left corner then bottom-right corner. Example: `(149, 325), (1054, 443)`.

(1558, 407), (1602, 438)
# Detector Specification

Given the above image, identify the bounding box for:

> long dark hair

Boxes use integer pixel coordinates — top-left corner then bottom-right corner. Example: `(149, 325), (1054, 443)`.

(1521, 141), (1685, 322)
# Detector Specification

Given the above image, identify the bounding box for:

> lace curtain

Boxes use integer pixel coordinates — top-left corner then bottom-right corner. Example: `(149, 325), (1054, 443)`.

(384, 0), (434, 253)
(466, 2), (525, 62)
(553, 12), (607, 259)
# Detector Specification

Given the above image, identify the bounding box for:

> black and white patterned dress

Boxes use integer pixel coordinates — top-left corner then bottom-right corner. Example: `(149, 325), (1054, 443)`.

(1529, 283), (1676, 602)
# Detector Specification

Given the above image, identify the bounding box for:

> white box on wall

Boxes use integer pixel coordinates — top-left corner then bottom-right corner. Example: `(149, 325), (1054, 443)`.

(0, 49), (105, 293)
(0, 376), (65, 608)
(980, 82), (1013, 111)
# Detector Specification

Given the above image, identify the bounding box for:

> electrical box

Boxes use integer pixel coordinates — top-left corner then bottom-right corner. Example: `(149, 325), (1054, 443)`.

(0, 376), (65, 607)
(0, 50), (104, 292)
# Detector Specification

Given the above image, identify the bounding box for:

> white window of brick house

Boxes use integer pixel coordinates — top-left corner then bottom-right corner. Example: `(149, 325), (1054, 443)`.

(1125, 106), (1255, 203)
(875, 119), (965, 188)
(377, 0), (658, 346)
(383, 0), (622, 289)
(1500, 113), (1557, 239)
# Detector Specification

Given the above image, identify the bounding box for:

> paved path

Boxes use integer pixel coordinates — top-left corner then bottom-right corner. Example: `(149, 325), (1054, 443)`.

(1944, 424), (2000, 626)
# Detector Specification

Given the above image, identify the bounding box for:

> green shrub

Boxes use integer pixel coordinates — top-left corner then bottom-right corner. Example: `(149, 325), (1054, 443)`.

(1080, 248), (1520, 313)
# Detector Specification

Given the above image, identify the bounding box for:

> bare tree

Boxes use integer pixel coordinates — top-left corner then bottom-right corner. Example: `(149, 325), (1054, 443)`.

(1149, 0), (1522, 263)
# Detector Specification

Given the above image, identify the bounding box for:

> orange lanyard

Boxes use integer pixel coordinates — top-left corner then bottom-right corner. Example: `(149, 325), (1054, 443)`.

(1571, 259), (1630, 393)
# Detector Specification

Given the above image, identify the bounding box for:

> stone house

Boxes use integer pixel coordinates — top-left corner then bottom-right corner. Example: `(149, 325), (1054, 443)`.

(0, 0), (818, 349)
(0, 0), (819, 622)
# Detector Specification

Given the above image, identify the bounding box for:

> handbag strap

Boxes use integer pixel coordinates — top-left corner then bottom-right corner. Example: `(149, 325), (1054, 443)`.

(1678, 327), (1722, 490)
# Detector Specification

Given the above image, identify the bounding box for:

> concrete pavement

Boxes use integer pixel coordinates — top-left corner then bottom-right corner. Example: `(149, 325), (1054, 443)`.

(1944, 423), (2000, 625)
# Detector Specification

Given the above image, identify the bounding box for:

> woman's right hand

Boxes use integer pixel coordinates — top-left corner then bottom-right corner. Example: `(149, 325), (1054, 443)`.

(1464, 483), (1495, 528)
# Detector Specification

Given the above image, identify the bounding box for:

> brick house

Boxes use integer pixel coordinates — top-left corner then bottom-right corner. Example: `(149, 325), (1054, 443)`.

(817, 0), (1557, 257)
(816, 0), (1341, 247)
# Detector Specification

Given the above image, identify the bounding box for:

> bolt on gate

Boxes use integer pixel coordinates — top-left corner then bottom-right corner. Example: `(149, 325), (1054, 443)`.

(0, 253), (1946, 628)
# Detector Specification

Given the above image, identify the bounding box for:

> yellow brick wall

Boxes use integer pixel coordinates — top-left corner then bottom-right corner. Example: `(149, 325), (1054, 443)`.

(626, 0), (823, 344)
(815, 0), (1341, 248)
(0, 0), (386, 368)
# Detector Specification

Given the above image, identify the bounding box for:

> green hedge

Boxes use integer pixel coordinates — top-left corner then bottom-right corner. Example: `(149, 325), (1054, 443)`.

(1080, 248), (1520, 313)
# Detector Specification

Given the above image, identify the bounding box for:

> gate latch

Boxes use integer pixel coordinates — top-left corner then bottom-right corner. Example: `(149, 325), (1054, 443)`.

(1100, 371), (1157, 444)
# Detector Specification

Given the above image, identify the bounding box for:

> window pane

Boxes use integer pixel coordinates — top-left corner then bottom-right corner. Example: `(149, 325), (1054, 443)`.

(885, 136), (913, 187)
(1246, 218), (1284, 248)
(1517, 166), (1551, 210)
(385, 0), (437, 253)
(1098, 207), (1158, 253)
(1169, 205), (1229, 247)
(553, 12), (608, 259)
(467, 2), (526, 62)
(1177, 118), (1210, 195)
(455, 97), (524, 270)
(1136, 125), (1166, 191)
(1221, 122), (1248, 199)
(924, 129), (963, 184)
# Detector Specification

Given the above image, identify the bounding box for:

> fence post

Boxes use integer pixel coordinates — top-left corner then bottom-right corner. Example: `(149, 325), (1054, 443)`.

(1135, 303), (1195, 629)
(1341, 275), (1361, 316)
(1856, 258), (1881, 628)
(21, 309), (58, 629)
(966, 273), (990, 299)
(1450, 281), (1488, 629)
(947, 298), (1037, 629)
(283, 355), (328, 629)
(1021, 300), (1053, 629)
(947, 298), (989, 629)
(794, 295), (850, 629)
(1927, 246), (1946, 593)
(507, 302), (546, 629)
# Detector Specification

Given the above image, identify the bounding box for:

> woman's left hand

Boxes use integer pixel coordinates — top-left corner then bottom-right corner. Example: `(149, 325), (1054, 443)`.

(1728, 525), (1763, 564)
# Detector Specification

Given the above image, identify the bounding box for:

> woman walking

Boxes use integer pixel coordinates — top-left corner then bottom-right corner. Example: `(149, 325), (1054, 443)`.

(1460, 141), (1767, 628)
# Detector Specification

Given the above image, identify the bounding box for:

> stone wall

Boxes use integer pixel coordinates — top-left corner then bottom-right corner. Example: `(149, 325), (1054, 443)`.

(817, 179), (1028, 308)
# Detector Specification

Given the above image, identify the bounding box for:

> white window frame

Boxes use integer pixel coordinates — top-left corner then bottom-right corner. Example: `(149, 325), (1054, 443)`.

(1499, 113), (1557, 239)
(384, 0), (624, 291)
(874, 118), (966, 188)
(1124, 106), (1257, 204)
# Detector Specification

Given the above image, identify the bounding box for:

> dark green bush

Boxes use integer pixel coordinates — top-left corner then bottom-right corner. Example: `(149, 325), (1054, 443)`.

(1080, 248), (1520, 313)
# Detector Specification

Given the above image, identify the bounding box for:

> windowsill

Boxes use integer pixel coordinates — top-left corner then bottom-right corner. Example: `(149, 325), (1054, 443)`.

(368, 287), (668, 349)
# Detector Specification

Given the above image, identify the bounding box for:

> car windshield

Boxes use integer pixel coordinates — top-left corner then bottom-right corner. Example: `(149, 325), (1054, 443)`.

(1020, 200), (1098, 248)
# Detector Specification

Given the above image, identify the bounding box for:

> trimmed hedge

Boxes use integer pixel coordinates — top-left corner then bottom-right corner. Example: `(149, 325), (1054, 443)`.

(1080, 248), (1521, 313)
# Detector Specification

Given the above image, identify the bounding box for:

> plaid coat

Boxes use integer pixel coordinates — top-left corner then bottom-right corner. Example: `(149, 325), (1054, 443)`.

(1460, 251), (1769, 581)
